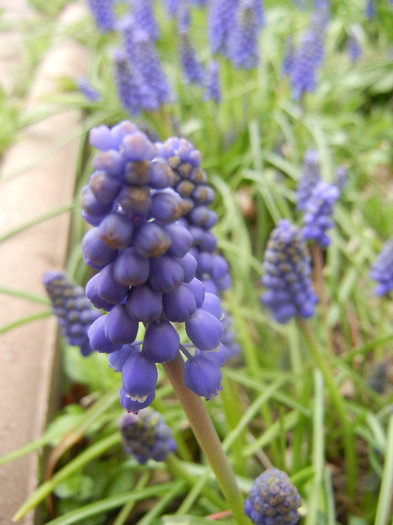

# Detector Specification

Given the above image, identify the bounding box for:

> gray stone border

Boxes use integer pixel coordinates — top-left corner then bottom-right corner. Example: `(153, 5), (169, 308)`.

(0, 4), (88, 523)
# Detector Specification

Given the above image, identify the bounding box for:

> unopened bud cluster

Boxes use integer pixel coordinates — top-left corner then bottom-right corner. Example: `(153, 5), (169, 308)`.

(244, 468), (301, 525)
(260, 219), (317, 323)
(82, 120), (232, 412)
(43, 271), (101, 356)
(118, 408), (176, 464)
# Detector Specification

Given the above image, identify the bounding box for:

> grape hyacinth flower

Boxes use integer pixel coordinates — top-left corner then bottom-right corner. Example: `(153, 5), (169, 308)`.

(370, 237), (393, 296)
(179, 32), (205, 85)
(207, 0), (238, 56)
(129, 0), (159, 40)
(296, 150), (320, 211)
(87, 0), (116, 33)
(228, 0), (260, 70)
(203, 60), (221, 103)
(43, 271), (101, 356)
(77, 77), (102, 102)
(301, 181), (340, 248)
(120, 18), (172, 109)
(289, 30), (322, 99)
(82, 120), (230, 411)
(118, 408), (177, 464)
(261, 219), (317, 323)
(244, 468), (302, 525)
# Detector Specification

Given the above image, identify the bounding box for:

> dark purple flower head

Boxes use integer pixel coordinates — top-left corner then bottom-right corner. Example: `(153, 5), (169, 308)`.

(261, 220), (317, 323)
(228, 0), (260, 70)
(244, 468), (302, 525)
(301, 181), (340, 247)
(119, 408), (177, 464)
(87, 0), (116, 33)
(43, 271), (101, 356)
(370, 237), (393, 296)
(296, 150), (320, 211)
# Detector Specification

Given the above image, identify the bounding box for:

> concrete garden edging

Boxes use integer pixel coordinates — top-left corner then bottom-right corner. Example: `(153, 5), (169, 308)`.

(0, 3), (88, 523)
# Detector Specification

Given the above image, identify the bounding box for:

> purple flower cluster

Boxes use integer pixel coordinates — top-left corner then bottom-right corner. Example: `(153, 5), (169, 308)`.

(203, 60), (221, 103)
(87, 0), (116, 33)
(370, 237), (393, 296)
(116, 16), (172, 113)
(118, 408), (177, 464)
(179, 32), (205, 85)
(43, 271), (101, 356)
(129, 0), (159, 40)
(301, 181), (340, 248)
(207, 0), (263, 68)
(244, 468), (302, 525)
(261, 219), (317, 323)
(284, 6), (328, 99)
(82, 121), (232, 411)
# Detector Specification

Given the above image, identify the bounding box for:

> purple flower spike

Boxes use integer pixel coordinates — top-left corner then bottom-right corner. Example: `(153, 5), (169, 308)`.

(130, 0), (159, 40)
(370, 237), (393, 296)
(43, 271), (101, 356)
(261, 219), (317, 323)
(185, 308), (223, 350)
(228, 0), (260, 70)
(301, 181), (340, 247)
(203, 61), (221, 103)
(87, 0), (116, 33)
(244, 468), (302, 525)
(179, 33), (205, 86)
(119, 408), (177, 464)
(207, 0), (238, 56)
(184, 353), (223, 400)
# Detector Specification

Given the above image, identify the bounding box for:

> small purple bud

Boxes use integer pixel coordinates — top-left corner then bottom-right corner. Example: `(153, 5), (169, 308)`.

(165, 222), (193, 258)
(98, 213), (134, 249)
(185, 278), (206, 307)
(200, 292), (222, 319)
(120, 386), (155, 413)
(150, 190), (183, 223)
(82, 228), (118, 269)
(121, 352), (158, 403)
(149, 255), (185, 293)
(89, 170), (121, 204)
(176, 252), (197, 282)
(92, 150), (125, 179)
(133, 222), (172, 258)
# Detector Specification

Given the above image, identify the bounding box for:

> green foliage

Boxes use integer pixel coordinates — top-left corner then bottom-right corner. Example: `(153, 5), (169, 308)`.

(2, 0), (393, 524)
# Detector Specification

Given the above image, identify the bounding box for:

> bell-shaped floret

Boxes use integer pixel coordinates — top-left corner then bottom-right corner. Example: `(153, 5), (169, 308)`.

(142, 320), (180, 363)
(89, 170), (121, 203)
(121, 352), (158, 405)
(176, 252), (197, 282)
(113, 247), (150, 286)
(104, 304), (139, 345)
(133, 222), (172, 258)
(184, 353), (222, 400)
(185, 308), (223, 350)
(185, 278), (205, 307)
(150, 190), (183, 223)
(200, 292), (222, 319)
(125, 284), (162, 323)
(149, 255), (184, 293)
(94, 263), (129, 305)
(98, 212), (134, 249)
(108, 344), (139, 372)
(120, 386), (155, 413)
(88, 315), (122, 353)
(82, 227), (117, 269)
(163, 283), (197, 322)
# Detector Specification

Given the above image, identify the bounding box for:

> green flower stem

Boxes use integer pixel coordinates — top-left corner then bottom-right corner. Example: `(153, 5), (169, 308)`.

(112, 471), (151, 525)
(163, 352), (251, 525)
(297, 319), (356, 499)
(311, 243), (334, 359)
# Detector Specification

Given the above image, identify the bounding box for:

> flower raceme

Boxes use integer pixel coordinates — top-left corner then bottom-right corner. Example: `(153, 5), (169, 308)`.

(370, 236), (393, 296)
(43, 271), (101, 356)
(244, 468), (302, 525)
(118, 408), (177, 464)
(82, 121), (232, 412)
(260, 219), (317, 323)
